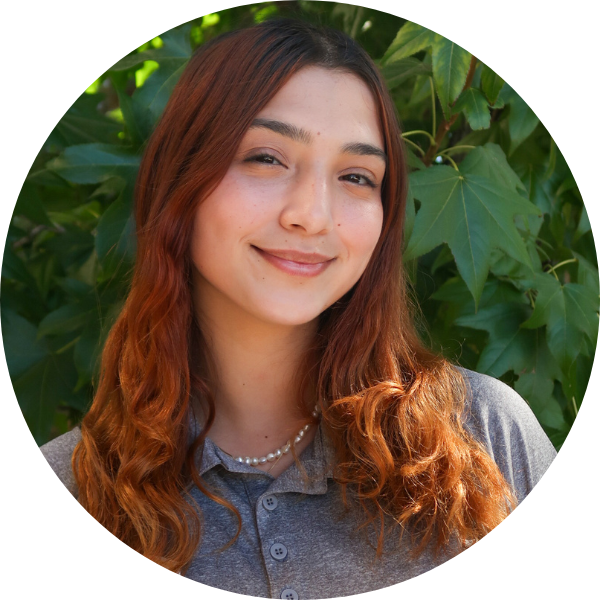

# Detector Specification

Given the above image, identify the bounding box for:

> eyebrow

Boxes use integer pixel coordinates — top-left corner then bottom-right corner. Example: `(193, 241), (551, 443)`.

(249, 118), (387, 164)
(251, 118), (312, 145)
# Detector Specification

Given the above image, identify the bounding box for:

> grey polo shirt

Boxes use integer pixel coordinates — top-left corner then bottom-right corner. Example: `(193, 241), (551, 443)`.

(41, 369), (557, 599)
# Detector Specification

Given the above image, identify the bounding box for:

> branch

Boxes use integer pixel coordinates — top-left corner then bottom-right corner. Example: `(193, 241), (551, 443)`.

(422, 55), (478, 167)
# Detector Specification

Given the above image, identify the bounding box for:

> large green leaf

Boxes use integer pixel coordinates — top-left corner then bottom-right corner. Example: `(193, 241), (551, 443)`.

(382, 21), (438, 63)
(515, 373), (567, 431)
(50, 93), (122, 147)
(13, 181), (53, 226)
(453, 88), (490, 130)
(506, 90), (539, 155)
(514, 163), (553, 214)
(47, 143), (140, 185)
(575, 252), (599, 294)
(381, 58), (431, 90)
(456, 302), (532, 376)
(38, 303), (96, 337)
(457, 303), (565, 430)
(523, 273), (599, 370)
(12, 351), (80, 444)
(111, 25), (192, 72)
(1, 310), (49, 379)
(460, 143), (525, 193)
(431, 37), (471, 119)
(133, 62), (188, 122)
(480, 64), (504, 105)
(405, 166), (540, 303)
(95, 193), (136, 275)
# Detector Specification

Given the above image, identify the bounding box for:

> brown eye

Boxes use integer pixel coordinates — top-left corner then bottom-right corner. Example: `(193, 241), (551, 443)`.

(246, 153), (283, 166)
(341, 173), (376, 188)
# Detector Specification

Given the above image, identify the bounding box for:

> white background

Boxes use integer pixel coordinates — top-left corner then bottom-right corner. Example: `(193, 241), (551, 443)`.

(0, 1), (597, 598)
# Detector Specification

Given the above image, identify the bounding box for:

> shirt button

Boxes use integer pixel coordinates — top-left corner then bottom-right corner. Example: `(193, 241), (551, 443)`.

(270, 543), (288, 561)
(262, 495), (278, 511)
(281, 589), (298, 600)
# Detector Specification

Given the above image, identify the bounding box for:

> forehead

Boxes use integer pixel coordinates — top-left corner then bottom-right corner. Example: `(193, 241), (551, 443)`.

(254, 66), (384, 148)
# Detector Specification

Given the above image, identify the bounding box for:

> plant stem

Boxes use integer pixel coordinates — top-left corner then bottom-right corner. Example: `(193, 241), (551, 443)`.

(438, 145), (476, 156)
(403, 130), (436, 144)
(552, 258), (578, 271)
(403, 137), (426, 155)
(429, 76), (436, 139)
(546, 257), (577, 280)
(423, 55), (478, 166)
(438, 154), (459, 170)
(350, 6), (365, 39)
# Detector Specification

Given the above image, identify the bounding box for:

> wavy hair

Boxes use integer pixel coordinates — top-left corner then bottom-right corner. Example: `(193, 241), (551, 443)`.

(73, 18), (515, 573)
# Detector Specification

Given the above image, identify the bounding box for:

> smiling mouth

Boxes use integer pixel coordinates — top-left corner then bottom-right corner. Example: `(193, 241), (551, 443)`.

(251, 246), (336, 277)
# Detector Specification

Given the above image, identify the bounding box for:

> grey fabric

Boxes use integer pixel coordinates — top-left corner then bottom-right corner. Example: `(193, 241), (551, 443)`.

(40, 369), (557, 598)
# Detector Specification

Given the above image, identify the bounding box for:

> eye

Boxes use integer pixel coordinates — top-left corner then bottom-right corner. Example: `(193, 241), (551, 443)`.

(341, 173), (377, 189)
(245, 153), (283, 166)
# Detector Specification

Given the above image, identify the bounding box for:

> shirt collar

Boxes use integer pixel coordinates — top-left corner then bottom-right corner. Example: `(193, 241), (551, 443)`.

(195, 422), (336, 496)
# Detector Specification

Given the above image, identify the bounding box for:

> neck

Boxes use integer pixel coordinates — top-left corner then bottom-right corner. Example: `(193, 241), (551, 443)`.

(192, 273), (318, 462)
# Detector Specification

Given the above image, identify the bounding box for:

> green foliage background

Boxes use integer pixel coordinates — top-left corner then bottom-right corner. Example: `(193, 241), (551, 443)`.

(2, 1), (597, 449)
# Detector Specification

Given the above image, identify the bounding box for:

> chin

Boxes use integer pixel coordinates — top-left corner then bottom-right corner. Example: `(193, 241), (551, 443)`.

(251, 301), (326, 328)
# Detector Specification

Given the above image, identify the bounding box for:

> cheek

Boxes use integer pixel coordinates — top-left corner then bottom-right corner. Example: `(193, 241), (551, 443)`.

(338, 200), (384, 266)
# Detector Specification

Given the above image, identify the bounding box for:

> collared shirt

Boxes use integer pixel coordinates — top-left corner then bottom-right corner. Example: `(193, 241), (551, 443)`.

(41, 369), (557, 598)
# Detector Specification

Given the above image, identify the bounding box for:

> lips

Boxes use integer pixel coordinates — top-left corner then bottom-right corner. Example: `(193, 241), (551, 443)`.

(252, 246), (335, 277)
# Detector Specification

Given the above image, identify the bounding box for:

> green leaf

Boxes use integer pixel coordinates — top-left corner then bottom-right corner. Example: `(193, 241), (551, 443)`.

(490, 238), (543, 280)
(51, 93), (122, 147)
(95, 193), (136, 274)
(382, 21), (438, 63)
(433, 276), (526, 310)
(117, 88), (155, 149)
(432, 37), (471, 119)
(38, 304), (94, 337)
(515, 164), (553, 215)
(381, 58), (431, 90)
(405, 166), (540, 303)
(515, 373), (566, 431)
(574, 207), (591, 241)
(404, 186), (416, 246)
(12, 352), (79, 444)
(111, 25), (192, 71)
(523, 273), (599, 371)
(457, 304), (564, 431)
(480, 64), (504, 105)
(1, 311), (49, 379)
(132, 62), (188, 123)
(47, 143), (140, 186)
(506, 90), (539, 154)
(575, 252), (599, 294)
(453, 88), (490, 130)
(13, 181), (53, 226)
(460, 143), (525, 193)
(456, 302), (533, 376)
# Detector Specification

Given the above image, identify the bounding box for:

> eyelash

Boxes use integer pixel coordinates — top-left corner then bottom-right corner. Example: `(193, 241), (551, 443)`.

(340, 173), (377, 189)
(245, 153), (377, 189)
(246, 153), (282, 166)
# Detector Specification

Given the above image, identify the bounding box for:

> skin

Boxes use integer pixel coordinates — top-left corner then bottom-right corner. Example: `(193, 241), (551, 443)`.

(191, 66), (386, 476)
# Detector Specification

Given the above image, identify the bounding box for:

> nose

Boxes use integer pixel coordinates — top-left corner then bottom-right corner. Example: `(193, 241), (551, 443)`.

(279, 166), (334, 235)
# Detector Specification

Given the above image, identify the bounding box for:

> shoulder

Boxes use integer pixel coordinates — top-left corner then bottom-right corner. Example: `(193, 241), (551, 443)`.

(457, 367), (557, 503)
(40, 427), (81, 498)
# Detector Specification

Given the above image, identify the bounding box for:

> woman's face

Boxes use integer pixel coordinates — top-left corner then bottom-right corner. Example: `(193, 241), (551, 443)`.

(191, 66), (386, 327)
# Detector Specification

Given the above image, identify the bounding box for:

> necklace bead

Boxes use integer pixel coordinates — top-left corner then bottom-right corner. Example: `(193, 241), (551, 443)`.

(232, 407), (320, 466)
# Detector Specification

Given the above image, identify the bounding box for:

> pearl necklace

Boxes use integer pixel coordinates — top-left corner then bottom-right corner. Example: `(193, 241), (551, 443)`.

(233, 406), (320, 467)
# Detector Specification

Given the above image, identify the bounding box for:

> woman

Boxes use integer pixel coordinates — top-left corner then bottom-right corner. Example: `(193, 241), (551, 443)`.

(41, 17), (556, 598)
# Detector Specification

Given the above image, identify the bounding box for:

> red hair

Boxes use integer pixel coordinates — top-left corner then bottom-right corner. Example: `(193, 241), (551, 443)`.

(73, 18), (515, 572)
